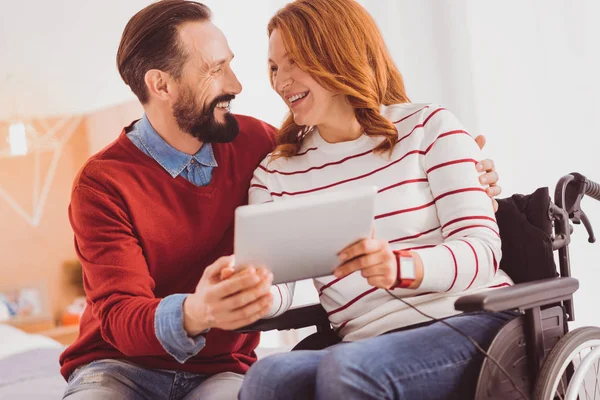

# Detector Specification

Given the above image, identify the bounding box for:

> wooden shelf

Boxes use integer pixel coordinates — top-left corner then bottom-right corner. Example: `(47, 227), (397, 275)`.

(39, 324), (80, 346)
(5, 315), (54, 333)
(6, 316), (80, 346)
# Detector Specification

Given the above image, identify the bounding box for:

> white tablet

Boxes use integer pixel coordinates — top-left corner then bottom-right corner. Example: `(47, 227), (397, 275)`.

(234, 185), (378, 284)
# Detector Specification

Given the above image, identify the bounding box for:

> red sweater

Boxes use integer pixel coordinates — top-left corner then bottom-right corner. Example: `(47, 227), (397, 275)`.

(59, 115), (276, 380)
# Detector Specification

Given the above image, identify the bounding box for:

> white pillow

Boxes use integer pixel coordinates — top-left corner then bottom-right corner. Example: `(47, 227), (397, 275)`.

(0, 324), (62, 360)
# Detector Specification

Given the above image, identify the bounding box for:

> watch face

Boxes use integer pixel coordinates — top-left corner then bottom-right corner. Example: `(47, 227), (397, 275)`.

(401, 256), (416, 280)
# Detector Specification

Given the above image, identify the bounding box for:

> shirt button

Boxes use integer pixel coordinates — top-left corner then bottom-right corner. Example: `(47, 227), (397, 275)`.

(190, 159), (195, 164)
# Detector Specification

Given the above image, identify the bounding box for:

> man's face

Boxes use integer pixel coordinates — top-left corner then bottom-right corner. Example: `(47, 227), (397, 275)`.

(172, 21), (242, 143)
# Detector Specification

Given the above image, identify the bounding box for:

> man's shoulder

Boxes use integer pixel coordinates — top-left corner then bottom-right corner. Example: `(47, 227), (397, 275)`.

(73, 130), (141, 191)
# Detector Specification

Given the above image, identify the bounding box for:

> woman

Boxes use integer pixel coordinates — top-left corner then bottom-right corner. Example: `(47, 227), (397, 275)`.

(240, 0), (515, 399)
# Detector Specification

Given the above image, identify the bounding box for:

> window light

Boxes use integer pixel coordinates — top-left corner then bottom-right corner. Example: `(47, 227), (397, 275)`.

(8, 122), (27, 156)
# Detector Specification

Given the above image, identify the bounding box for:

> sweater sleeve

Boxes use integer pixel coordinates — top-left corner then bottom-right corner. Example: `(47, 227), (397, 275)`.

(154, 294), (207, 363)
(70, 185), (169, 357)
(409, 108), (502, 293)
(248, 157), (295, 318)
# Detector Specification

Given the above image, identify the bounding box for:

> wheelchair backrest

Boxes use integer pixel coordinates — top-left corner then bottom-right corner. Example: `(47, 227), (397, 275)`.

(495, 187), (559, 284)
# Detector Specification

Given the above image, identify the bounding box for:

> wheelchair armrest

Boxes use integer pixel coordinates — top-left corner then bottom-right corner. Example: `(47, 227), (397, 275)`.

(454, 277), (579, 313)
(236, 303), (330, 333)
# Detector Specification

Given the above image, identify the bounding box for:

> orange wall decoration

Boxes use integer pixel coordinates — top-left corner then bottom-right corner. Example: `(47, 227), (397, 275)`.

(0, 100), (142, 324)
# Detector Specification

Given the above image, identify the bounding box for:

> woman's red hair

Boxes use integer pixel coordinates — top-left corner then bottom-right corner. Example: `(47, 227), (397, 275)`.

(268, 0), (410, 159)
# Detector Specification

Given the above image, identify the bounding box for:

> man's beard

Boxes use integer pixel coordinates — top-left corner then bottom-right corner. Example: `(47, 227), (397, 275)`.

(172, 88), (239, 143)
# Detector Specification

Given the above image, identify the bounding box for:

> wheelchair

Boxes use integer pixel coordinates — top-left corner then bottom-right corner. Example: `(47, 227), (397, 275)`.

(241, 172), (600, 400)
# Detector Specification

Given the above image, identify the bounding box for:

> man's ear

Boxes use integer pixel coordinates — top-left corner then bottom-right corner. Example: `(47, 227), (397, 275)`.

(144, 69), (173, 102)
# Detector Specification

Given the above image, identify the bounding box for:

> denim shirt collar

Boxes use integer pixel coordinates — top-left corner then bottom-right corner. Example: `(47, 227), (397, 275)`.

(137, 114), (218, 178)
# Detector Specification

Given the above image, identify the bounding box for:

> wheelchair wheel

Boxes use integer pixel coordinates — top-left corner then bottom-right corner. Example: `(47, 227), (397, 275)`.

(534, 326), (600, 400)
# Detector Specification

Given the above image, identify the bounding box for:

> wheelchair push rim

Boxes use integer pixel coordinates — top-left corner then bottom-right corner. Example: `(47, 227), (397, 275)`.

(534, 327), (600, 400)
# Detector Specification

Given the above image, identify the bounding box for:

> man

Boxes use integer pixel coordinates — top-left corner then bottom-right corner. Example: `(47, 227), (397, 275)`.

(60, 1), (500, 399)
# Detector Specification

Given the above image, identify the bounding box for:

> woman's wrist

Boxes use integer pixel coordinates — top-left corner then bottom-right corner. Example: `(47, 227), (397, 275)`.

(407, 251), (424, 289)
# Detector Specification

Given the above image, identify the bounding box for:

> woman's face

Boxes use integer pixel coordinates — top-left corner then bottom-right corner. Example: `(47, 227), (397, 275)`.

(268, 29), (347, 127)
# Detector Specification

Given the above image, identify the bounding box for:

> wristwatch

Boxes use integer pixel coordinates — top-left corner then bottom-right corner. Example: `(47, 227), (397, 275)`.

(392, 250), (416, 289)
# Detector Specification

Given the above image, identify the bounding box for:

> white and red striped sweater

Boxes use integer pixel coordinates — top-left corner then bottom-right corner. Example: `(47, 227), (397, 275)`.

(250, 103), (512, 341)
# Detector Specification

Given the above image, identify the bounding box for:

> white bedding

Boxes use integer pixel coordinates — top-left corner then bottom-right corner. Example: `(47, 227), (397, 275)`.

(0, 324), (66, 399)
(0, 324), (62, 360)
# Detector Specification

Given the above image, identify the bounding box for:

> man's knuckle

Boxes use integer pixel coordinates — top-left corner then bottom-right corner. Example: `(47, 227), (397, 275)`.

(241, 277), (254, 288)
(242, 307), (252, 318)
(253, 290), (264, 301)
(251, 304), (262, 316)
(233, 297), (245, 309)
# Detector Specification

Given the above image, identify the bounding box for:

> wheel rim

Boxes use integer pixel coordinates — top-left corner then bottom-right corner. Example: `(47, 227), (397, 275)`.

(547, 339), (600, 400)
(565, 346), (600, 400)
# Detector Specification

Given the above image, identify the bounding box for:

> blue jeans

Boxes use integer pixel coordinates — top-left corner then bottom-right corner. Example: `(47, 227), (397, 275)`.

(62, 359), (243, 399)
(239, 311), (517, 400)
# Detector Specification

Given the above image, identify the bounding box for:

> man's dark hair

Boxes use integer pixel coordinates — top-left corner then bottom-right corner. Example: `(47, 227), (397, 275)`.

(116, 0), (211, 104)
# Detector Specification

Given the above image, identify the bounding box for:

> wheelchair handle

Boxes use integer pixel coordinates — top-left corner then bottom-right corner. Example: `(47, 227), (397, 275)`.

(584, 178), (600, 202)
(580, 176), (600, 243)
(555, 173), (599, 244)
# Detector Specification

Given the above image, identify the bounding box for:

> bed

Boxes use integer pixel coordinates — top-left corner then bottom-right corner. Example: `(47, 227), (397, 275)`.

(0, 324), (66, 399)
(0, 323), (295, 399)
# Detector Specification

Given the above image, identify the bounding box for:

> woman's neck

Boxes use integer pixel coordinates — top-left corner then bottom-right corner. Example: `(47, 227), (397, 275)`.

(317, 114), (362, 144)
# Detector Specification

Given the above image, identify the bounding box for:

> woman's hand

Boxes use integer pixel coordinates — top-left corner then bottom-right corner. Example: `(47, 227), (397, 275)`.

(333, 239), (423, 289)
(474, 135), (501, 212)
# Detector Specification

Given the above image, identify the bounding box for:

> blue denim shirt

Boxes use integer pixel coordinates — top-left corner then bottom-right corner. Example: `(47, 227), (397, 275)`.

(128, 114), (218, 186)
(127, 115), (215, 363)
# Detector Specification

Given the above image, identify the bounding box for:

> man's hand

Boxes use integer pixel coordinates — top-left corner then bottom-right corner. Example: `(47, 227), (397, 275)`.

(183, 256), (274, 336)
(474, 135), (501, 212)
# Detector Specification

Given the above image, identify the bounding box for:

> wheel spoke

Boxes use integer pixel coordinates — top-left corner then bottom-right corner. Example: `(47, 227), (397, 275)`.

(593, 356), (599, 399)
(559, 372), (567, 400)
(584, 371), (591, 399)
(577, 351), (592, 400)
